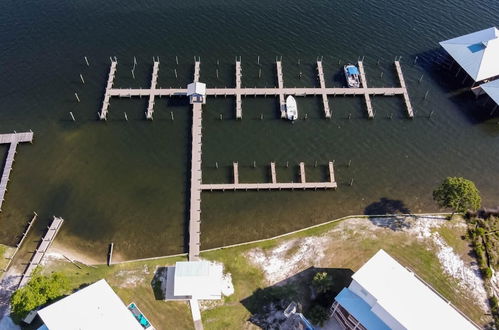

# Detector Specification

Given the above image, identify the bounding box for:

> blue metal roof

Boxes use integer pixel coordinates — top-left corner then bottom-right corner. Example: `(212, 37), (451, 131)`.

(335, 288), (390, 330)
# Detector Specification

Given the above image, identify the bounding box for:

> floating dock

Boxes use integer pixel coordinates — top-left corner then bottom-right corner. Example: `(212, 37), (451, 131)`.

(19, 216), (64, 288)
(0, 132), (34, 212)
(100, 59), (413, 120)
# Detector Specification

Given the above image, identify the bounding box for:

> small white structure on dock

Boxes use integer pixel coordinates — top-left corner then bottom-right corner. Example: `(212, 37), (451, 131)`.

(187, 82), (206, 104)
(440, 27), (499, 83)
(165, 261), (223, 300)
(37, 279), (146, 330)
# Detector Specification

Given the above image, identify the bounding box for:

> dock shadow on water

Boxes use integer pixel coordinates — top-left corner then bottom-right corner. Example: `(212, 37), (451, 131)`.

(241, 266), (353, 328)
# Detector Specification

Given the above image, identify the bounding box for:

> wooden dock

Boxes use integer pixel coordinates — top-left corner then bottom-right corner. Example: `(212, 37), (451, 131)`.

(276, 61), (286, 118)
(188, 102), (203, 261)
(236, 60), (242, 119)
(100, 59), (414, 120)
(18, 216), (64, 288)
(146, 60), (160, 120)
(0, 132), (34, 212)
(316, 61), (331, 118)
(358, 61), (374, 118)
(201, 162), (337, 191)
(100, 59), (117, 120)
(395, 60), (414, 118)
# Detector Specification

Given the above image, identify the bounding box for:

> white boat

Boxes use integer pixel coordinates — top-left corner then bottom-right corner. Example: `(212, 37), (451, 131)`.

(286, 95), (298, 121)
(344, 64), (361, 88)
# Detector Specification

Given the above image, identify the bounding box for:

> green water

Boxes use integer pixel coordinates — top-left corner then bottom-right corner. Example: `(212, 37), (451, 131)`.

(0, 0), (498, 262)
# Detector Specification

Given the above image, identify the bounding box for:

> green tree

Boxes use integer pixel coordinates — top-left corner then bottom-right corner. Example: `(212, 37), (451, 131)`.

(433, 177), (481, 216)
(10, 271), (69, 322)
(312, 272), (333, 294)
(306, 305), (329, 326)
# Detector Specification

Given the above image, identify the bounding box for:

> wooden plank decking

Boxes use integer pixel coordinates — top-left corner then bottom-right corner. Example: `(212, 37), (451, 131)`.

(146, 60), (160, 119)
(395, 60), (414, 118)
(317, 60), (331, 118)
(18, 217), (64, 288)
(0, 131), (34, 212)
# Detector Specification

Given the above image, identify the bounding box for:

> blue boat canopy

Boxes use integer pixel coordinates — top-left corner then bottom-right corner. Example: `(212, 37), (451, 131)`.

(347, 66), (359, 75)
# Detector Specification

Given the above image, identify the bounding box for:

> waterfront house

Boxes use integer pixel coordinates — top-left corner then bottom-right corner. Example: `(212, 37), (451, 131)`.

(440, 27), (499, 86)
(36, 279), (153, 330)
(330, 250), (478, 330)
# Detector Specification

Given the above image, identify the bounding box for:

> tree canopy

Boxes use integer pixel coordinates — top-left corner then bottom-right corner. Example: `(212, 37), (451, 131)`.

(432, 177), (481, 213)
(312, 272), (333, 294)
(10, 271), (69, 322)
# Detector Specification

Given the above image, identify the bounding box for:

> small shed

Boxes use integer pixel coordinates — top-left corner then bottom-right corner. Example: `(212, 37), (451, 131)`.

(165, 261), (223, 300)
(187, 82), (206, 104)
(440, 27), (499, 83)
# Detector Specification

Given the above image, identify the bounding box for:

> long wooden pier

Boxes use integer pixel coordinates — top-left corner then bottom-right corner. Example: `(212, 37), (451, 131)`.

(18, 216), (64, 288)
(188, 102), (203, 261)
(201, 161), (336, 191)
(100, 59), (413, 120)
(0, 132), (34, 212)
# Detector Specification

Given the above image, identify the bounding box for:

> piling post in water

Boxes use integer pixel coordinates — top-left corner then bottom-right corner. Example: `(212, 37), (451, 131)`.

(74, 92), (80, 102)
(253, 161), (256, 168)
(134, 56), (137, 65)
(131, 69), (135, 79)
(414, 56), (418, 64)
(84, 56), (90, 66)
(108, 243), (114, 266)
(350, 178), (354, 186)
(174, 69), (178, 79)
(170, 111), (174, 121)
(257, 56), (260, 65)
(175, 56), (178, 65)
(79, 74), (85, 84)
(215, 161), (219, 169)
(424, 90), (429, 99)
(124, 112), (128, 121)
(380, 71), (384, 79)
(348, 113), (352, 120)
(305, 113), (308, 120)
(216, 68), (219, 79)
(314, 160), (317, 168)
(69, 112), (75, 122)
(348, 159), (352, 167)
(286, 161), (289, 168)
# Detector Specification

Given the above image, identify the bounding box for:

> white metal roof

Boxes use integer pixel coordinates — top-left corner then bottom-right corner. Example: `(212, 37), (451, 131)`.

(37, 279), (142, 330)
(440, 27), (499, 81)
(352, 250), (477, 330)
(481, 79), (499, 106)
(187, 82), (206, 96)
(173, 261), (223, 299)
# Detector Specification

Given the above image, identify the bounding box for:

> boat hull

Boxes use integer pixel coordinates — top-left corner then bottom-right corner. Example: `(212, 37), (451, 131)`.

(286, 96), (298, 121)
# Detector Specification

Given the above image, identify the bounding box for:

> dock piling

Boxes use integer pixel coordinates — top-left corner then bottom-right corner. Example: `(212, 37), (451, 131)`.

(84, 56), (89, 66)
(174, 68), (178, 78)
(69, 112), (76, 122)
(74, 92), (80, 102)
(124, 112), (128, 121)
(108, 243), (114, 266)
(170, 111), (174, 121)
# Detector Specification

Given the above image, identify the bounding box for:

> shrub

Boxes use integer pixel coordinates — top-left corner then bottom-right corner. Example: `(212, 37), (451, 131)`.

(482, 267), (493, 279)
(306, 304), (329, 326)
(312, 272), (333, 294)
(10, 272), (69, 322)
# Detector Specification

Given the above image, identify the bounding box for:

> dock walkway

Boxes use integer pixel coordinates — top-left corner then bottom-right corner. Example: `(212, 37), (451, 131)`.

(357, 61), (374, 118)
(0, 132), (34, 212)
(395, 61), (414, 118)
(188, 102), (203, 261)
(100, 59), (414, 120)
(19, 217), (64, 288)
(146, 60), (160, 119)
(316, 61), (331, 118)
(202, 162), (336, 191)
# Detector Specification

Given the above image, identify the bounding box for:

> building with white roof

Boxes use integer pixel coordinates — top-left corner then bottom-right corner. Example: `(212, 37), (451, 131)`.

(37, 279), (150, 330)
(330, 250), (478, 330)
(440, 27), (499, 83)
(187, 82), (206, 104)
(165, 260), (223, 300)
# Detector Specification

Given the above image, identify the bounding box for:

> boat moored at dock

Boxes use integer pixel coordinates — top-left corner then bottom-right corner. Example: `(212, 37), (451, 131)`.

(286, 95), (298, 121)
(344, 64), (361, 88)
